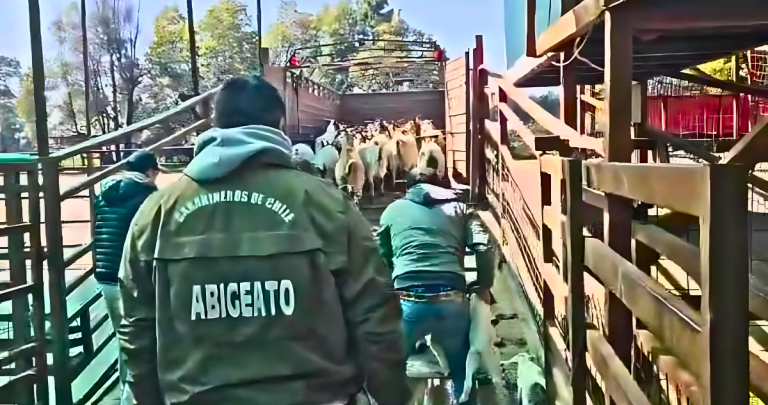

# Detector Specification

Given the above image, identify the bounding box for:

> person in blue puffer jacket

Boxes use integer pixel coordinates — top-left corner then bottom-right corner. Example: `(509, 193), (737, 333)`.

(93, 150), (159, 405)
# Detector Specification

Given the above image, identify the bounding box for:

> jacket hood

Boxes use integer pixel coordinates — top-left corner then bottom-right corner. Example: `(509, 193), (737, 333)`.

(184, 125), (293, 182)
(405, 183), (460, 206)
(100, 171), (156, 205)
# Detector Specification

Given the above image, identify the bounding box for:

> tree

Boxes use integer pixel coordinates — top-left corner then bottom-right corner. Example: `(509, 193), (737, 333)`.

(145, 6), (192, 100)
(0, 56), (22, 100)
(15, 70), (40, 150)
(0, 102), (24, 152)
(198, 0), (261, 88)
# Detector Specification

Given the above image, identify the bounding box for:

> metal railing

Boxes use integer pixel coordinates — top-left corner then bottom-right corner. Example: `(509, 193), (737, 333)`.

(0, 87), (217, 405)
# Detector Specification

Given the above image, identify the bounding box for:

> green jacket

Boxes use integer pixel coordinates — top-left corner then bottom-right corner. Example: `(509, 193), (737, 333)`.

(119, 125), (408, 405)
(377, 184), (494, 291)
(93, 171), (157, 284)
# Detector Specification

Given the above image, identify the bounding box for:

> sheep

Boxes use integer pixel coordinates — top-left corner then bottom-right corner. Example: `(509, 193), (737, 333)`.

(358, 142), (383, 197)
(335, 131), (365, 201)
(292, 143), (315, 162)
(418, 140), (446, 179)
(396, 132), (419, 174)
(312, 145), (339, 181)
(502, 353), (547, 405)
(314, 120), (339, 152)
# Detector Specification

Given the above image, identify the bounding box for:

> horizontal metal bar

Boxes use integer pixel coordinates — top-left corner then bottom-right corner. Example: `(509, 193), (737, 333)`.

(52, 88), (219, 162)
(63, 242), (93, 270)
(584, 161), (709, 216)
(632, 222), (701, 283)
(587, 330), (652, 405)
(59, 119), (210, 201)
(0, 283), (39, 303)
(0, 223), (33, 237)
(65, 267), (95, 297)
(67, 289), (103, 324)
(584, 238), (706, 382)
(0, 368), (38, 398)
(0, 342), (38, 368)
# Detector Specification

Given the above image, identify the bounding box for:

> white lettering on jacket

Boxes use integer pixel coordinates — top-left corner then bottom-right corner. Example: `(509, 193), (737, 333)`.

(174, 190), (295, 224)
(191, 280), (295, 320)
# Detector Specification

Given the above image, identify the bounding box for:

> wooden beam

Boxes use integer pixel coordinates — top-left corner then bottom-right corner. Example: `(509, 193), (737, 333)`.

(584, 239), (705, 379)
(632, 222), (701, 283)
(586, 330), (652, 405)
(700, 164), (750, 404)
(604, 7), (634, 163)
(526, 0), (537, 57)
(584, 161), (709, 217)
(536, 0), (604, 57)
(670, 70), (768, 99)
(723, 119), (768, 167)
(564, 158), (587, 405)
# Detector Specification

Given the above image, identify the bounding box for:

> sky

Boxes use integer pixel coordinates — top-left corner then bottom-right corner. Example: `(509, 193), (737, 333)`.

(0, 0), (509, 81)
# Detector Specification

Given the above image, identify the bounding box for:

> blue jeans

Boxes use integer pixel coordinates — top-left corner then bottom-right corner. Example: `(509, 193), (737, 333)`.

(100, 283), (135, 405)
(400, 297), (471, 402)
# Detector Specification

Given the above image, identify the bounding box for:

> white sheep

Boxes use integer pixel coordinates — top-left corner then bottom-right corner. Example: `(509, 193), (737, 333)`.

(358, 143), (383, 197)
(335, 131), (365, 201)
(314, 120), (338, 152)
(417, 140), (446, 179)
(502, 353), (547, 405)
(312, 145), (339, 181)
(292, 143), (315, 162)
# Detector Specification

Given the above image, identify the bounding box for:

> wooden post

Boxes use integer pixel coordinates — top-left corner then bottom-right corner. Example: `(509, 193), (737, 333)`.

(81, 0), (91, 138)
(603, 9), (634, 405)
(257, 0), (263, 72)
(526, 0), (537, 57)
(470, 36), (486, 202)
(564, 158), (586, 405)
(29, 2), (71, 402)
(639, 81), (648, 163)
(465, 50), (471, 177)
(732, 54), (739, 138)
(27, 169), (49, 403)
(561, 50), (577, 132)
(187, 0), (200, 96)
(6, 171), (34, 405)
(701, 164), (749, 405)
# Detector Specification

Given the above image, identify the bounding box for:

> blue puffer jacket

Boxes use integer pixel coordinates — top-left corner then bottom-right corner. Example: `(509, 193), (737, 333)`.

(93, 171), (157, 284)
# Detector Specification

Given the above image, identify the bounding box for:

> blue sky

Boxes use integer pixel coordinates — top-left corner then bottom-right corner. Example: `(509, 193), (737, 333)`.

(0, 0), (508, 78)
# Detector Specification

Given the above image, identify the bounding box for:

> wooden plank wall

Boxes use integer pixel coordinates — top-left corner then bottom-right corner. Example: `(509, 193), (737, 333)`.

(339, 90), (446, 129)
(265, 67), (341, 139)
(445, 56), (469, 176)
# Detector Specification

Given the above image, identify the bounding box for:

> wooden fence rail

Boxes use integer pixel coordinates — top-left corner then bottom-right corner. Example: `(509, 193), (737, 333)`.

(467, 34), (768, 405)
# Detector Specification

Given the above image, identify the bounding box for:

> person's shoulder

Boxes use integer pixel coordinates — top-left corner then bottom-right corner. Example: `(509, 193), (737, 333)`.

(291, 170), (350, 210)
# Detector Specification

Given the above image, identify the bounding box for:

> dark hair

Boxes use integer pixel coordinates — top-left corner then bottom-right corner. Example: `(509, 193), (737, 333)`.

(125, 150), (159, 174)
(214, 76), (286, 130)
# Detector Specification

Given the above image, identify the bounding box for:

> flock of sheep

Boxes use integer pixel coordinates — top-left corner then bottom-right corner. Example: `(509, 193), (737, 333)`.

(291, 119), (448, 202)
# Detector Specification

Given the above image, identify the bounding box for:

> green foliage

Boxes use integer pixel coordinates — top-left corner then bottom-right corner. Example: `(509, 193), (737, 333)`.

(0, 102), (24, 152)
(699, 58), (732, 81)
(145, 6), (192, 101)
(0, 56), (22, 98)
(198, 0), (261, 87)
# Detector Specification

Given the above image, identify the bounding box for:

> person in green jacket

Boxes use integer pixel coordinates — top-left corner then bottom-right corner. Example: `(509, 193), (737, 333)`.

(94, 150), (159, 405)
(377, 169), (495, 403)
(118, 77), (409, 405)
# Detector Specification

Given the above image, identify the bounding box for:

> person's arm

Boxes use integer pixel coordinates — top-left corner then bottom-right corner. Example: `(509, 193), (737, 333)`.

(466, 213), (495, 293)
(335, 202), (410, 405)
(118, 198), (163, 405)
